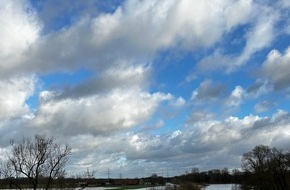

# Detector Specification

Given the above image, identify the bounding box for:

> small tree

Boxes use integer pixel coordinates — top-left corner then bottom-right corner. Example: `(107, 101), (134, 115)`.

(6, 134), (71, 190)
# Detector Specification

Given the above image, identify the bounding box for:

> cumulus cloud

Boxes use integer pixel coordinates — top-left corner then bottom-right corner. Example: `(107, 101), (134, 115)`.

(1, 0), (280, 77)
(0, 76), (37, 146)
(0, 76), (35, 121)
(1, 0), (290, 178)
(21, 0), (270, 75)
(178, 110), (290, 168)
(261, 47), (290, 90)
(31, 87), (173, 136)
(224, 0), (253, 30)
(0, 0), (40, 77)
(237, 8), (278, 65)
(191, 80), (226, 102)
(193, 2), (279, 74)
(225, 86), (245, 107)
(64, 110), (290, 176)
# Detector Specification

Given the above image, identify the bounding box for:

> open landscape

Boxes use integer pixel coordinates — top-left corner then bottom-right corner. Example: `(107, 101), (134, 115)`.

(1, 1), (290, 190)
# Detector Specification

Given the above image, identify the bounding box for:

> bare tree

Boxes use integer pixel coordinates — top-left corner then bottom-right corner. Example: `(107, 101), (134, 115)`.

(268, 148), (289, 190)
(242, 145), (290, 190)
(242, 145), (271, 173)
(6, 134), (71, 190)
(242, 145), (273, 189)
(0, 161), (15, 189)
(0, 161), (14, 179)
(84, 168), (96, 179)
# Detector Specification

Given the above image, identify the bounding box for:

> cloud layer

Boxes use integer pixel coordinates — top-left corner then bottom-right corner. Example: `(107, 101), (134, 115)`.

(0, 0), (290, 177)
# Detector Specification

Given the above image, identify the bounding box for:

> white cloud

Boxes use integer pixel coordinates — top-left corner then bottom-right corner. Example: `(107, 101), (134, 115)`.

(0, 0), (40, 77)
(177, 110), (290, 169)
(113, 0), (227, 50)
(1, 0), (290, 178)
(0, 0), (277, 80)
(3, 107), (290, 177)
(261, 47), (290, 90)
(194, 2), (279, 74)
(20, 0), (264, 75)
(32, 87), (173, 136)
(224, 0), (254, 30)
(225, 86), (245, 107)
(63, 110), (290, 176)
(237, 8), (278, 65)
(170, 97), (186, 107)
(0, 0), (283, 77)
(0, 76), (35, 121)
(196, 51), (233, 73)
(0, 76), (37, 146)
(280, 0), (290, 8)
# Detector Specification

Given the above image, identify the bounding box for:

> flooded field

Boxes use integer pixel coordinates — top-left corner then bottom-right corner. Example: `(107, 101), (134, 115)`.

(204, 184), (239, 190)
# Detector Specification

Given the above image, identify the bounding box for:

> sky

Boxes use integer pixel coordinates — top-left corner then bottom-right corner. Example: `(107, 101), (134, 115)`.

(1, 0), (290, 178)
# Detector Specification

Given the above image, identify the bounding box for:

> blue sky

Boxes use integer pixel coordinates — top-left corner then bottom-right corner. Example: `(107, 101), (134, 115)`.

(1, 0), (290, 178)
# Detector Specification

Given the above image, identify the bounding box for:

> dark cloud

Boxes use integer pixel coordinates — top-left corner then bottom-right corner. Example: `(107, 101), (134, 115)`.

(192, 80), (227, 101)
(186, 111), (215, 123)
(261, 48), (290, 90)
(246, 80), (265, 95)
(251, 117), (272, 130)
(55, 65), (150, 100)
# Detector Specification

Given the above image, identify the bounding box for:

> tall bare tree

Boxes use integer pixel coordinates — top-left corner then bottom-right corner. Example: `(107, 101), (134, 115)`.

(6, 134), (71, 190)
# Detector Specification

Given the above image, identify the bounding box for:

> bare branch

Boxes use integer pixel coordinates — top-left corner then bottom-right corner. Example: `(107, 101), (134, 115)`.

(5, 134), (71, 190)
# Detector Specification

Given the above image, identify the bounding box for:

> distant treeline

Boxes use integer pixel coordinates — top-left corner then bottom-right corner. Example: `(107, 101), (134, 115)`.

(0, 176), (169, 189)
(172, 168), (242, 185)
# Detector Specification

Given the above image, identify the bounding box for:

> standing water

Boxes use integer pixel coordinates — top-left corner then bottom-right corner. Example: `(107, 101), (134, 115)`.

(204, 184), (240, 190)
